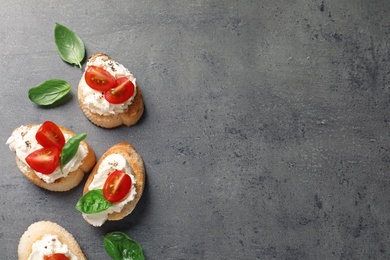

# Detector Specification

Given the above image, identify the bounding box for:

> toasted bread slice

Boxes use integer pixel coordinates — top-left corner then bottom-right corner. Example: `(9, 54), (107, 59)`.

(8, 124), (96, 192)
(78, 53), (144, 128)
(82, 142), (145, 225)
(18, 221), (86, 260)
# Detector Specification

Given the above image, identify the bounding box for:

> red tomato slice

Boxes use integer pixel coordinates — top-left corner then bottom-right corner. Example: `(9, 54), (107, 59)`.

(85, 65), (117, 91)
(104, 77), (135, 104)
(36, 121), (65, 150)
(103, 170), (132, 202)
(25, 147), (60, 174)
(44, 253), (70, 260)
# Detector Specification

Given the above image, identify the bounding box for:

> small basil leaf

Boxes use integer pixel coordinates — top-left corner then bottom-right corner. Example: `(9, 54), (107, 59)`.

(60, 133), (87, 167)
(104, 232), (145, 260)
(54, 22), (85, 68)
(76, 189), (112, 214)
(28, 79), (71, 106)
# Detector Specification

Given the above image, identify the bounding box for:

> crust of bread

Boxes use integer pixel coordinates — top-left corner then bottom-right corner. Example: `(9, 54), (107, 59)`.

(18, 221), (86, 260)
(83, 142), (145, 224)
(12, 124), (96, 192)
(78, 53), (144, 128)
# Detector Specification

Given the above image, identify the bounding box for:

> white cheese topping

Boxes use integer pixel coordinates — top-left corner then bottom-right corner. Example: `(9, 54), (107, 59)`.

(6, 125), (88, 184)
(80, 56), (137, 116)
(83, 153), (137, 227)
(27, 234), (77, 260)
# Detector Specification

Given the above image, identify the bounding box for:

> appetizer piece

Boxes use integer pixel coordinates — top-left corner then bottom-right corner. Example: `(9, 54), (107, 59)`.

(78, 53), (144, 128)
(18, 221), (86, 260)
(6, 121), (95, 191)
(76, 142), (145, 227)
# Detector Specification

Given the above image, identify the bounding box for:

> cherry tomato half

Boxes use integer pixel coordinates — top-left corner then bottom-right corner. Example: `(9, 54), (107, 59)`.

(103, 170), (132, 202)
(44, 253), (70, 260)
(104, 77), (135, 104)
(25, 147), (60, 174)
(35, 121), (65, 150)
(85, 65), (117, 91)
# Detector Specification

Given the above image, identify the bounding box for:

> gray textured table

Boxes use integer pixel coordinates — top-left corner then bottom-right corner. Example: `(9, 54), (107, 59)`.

(1, 1), (390, 259)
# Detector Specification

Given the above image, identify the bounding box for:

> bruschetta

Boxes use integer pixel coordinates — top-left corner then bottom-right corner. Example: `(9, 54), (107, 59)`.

(76, 142), (145, 226)
(78, 53), (144, 128)
(18, 221), (86, 260)
(6, 121), (95, 192)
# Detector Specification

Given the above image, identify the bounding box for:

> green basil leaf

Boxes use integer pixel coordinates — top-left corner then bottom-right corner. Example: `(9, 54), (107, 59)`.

(60, 133), (87, 167)
(54, 22), (85, 68)
(76, 189), (112, 214)
(28, 79), (71, 106)
(104, 232), (145, 260)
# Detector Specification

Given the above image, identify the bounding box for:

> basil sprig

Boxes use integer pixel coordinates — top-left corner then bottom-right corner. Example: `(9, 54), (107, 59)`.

(54, 23), (85, 68)
(60, 133), (87, 169)
(104, 232), (145, 260)
(28, 79), (71, 106)
(76, 189), (112, 214)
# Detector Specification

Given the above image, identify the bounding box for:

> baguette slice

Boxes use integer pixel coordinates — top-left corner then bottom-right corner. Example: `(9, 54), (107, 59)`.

(10, 124), (96, 192)
(82, 142), (145, 225)
(78, 53), (144, 128)
(18, 221), (86, 260)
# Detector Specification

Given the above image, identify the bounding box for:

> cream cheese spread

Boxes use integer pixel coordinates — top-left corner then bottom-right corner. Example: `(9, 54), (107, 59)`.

(80, 56), (137, 116)
(6, 125), (88, 184)
(27, 234), (77, 260)
(83, 153), (137, 227)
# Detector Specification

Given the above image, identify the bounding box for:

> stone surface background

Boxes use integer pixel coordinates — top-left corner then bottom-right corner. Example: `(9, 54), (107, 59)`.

(1, 0), (390, 259)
